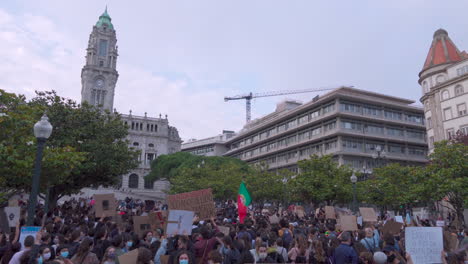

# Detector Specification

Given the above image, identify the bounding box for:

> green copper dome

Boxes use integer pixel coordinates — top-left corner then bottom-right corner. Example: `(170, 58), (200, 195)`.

(96, 7), (114, 30)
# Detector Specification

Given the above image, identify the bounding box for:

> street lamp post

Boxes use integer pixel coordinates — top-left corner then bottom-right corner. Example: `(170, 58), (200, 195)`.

(372, 145), (387, 167)
(350, 172), (358, 213)
(27, 114), (53, 226)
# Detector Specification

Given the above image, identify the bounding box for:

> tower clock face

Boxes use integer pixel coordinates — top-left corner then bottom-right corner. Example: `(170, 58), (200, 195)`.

(95, 79), (104, 88)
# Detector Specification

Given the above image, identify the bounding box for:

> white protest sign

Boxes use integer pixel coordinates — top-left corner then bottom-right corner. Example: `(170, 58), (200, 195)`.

(405, 227), (443, 264)
(4, 207), (20, 228)
(19, 226), (41, 249)
(436, 220), (445, 227)
(395, 216), (404, 223)
(357, 216), (363, 226)
(166, 210), (194, 235)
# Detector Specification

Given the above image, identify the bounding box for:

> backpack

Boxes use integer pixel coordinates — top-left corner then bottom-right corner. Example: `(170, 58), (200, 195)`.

(281, 229), (293, 249)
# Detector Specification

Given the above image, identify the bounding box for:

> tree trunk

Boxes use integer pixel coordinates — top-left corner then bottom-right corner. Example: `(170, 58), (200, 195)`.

(47, 187), (59, 212)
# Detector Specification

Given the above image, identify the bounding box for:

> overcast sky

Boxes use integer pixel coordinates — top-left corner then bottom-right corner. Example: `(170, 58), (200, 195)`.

(2, 1), (468, 140)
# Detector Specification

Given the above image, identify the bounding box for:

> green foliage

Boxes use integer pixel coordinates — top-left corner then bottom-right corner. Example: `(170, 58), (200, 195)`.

(361, 163), (421, 210)
(0, 90), (139, 206)
(289, 155), (353, 205)
(146, 152), (289, 201)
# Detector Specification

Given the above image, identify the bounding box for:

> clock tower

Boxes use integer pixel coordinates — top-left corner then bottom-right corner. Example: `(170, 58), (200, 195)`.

(81, 7), (119, 112)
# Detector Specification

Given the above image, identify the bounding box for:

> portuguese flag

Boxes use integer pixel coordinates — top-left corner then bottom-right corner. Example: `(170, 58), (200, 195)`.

(237, 181), (251, 223)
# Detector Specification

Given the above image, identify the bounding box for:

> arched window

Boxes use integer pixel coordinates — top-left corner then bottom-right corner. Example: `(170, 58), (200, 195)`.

(423, 81), (429, 93)
(436, 75), (446, 84)
(441, 90), (450, 100)
(128, 174), (139, 189)
(133, 142), (139, 146)
(455, 85), (464, 96)
(144, 178), (153, 189)
(148, 143), (154, 148)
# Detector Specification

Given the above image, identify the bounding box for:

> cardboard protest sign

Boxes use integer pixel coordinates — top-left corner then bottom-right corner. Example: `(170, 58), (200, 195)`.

(160, 255), (170, 264)
(295, 206), (305, 218)
(325, 206), (336, 219)
(382, 220), (403, 235)
(405, 227), (443, 264)
(340, 215), (358, 231)
(269, 214), (280, 224)
(133, 216), (152, 237)
(93, 194), (117, 218)
(118, 249), (138, 264)
(4, 207), (20, 228)
(149, 211), (167, 230)
(167, 189), (215, 219)
(444, 231), (459, 252)
(166, 210), (194, 236)
(19, 226), (41, 249)
(218, 226), (230, 236)
(359, 207), (377, 222)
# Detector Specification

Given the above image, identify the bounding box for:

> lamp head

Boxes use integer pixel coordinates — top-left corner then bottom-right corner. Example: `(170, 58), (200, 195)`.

(33, 114), (53, 139)
(350, 173), (358, 183)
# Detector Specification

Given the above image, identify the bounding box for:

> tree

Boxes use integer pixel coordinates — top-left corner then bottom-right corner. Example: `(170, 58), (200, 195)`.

(423, 140), (468, 226)
(146, 153), (289, 202)
(0, 90), (139, 208)
(361, 163), (421, 212)
(290, 155), (353, 205)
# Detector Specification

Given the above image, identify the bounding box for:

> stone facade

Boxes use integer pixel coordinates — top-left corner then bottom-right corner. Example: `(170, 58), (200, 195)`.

(81, 8), (118, 112)
(80, 9), (182, 198)
(419, 29), (468, 150)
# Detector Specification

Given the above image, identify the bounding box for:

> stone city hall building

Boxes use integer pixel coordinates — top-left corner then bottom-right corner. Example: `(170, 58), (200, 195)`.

(80, 8), (181, 197)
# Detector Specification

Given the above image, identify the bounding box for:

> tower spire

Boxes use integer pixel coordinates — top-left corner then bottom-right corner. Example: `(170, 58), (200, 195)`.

(421, 29), (467, 71)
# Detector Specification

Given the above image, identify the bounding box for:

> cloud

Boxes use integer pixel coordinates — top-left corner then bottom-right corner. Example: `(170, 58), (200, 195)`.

(0, 7), (245, 140)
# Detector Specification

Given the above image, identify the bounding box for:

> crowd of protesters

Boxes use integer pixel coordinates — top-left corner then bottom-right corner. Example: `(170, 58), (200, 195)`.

(0, 197), (466, 264)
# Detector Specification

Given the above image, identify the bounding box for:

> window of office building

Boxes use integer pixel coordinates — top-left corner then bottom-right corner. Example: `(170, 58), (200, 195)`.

(408, 147), (426, 156)
(384, 110), (403, 120)
(298, 114), (309, 124)
(342, 120), (362, 131)
(363, 105), (382, 116)
(406, 113), (424, 124)
(364, 124), (384, 134)
(298, 130), (310, 141)
(388, 144), (405, 154)
(324, 121), (337, 132)
(324, 140), (337, 150)
(311, 127), (321, 136)
(322, 103), (335, 114)
(365, 142), (385, 152)
(387, 127), (404, 137)
(342, 138), (363, 150)
(310, 110), (320, 119)
(341, 102), (361, 113)
(407, 130), (424, 139)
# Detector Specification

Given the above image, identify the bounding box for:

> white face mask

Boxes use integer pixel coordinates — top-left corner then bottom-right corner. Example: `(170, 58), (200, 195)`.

(43, 253), (51, 260)
(259, 253), (268, 259)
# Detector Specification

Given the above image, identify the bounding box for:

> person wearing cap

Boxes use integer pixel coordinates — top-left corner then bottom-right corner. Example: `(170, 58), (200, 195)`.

(332, 231), (358, 264)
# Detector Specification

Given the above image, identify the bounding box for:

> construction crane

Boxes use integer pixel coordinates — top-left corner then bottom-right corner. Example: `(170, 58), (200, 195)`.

(224, 87), (337, 123)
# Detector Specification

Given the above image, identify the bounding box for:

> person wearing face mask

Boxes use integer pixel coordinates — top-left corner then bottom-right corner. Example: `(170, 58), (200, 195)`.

(168, 236), (195, 264)
(274, 238), (288, 263)
(217, 236), (240, 264)
(175, 251), (191, 264)
(101, 247), (117, 264)
(40, 247), (53, 262)
(56, 246), (73, 264)
(256, 243), (275, 264)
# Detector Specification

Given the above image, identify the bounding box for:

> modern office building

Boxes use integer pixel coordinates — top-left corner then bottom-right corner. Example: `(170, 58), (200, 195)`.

(223, 87), (428, 172)
(182, 130), (236, 156)
(419, 29), (468, 150)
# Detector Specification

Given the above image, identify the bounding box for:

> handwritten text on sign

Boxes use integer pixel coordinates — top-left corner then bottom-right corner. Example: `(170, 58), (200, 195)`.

(405, 227), (443, 264)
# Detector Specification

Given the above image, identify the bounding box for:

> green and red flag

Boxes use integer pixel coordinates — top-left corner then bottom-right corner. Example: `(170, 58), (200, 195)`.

(237, 181), (251, 223)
